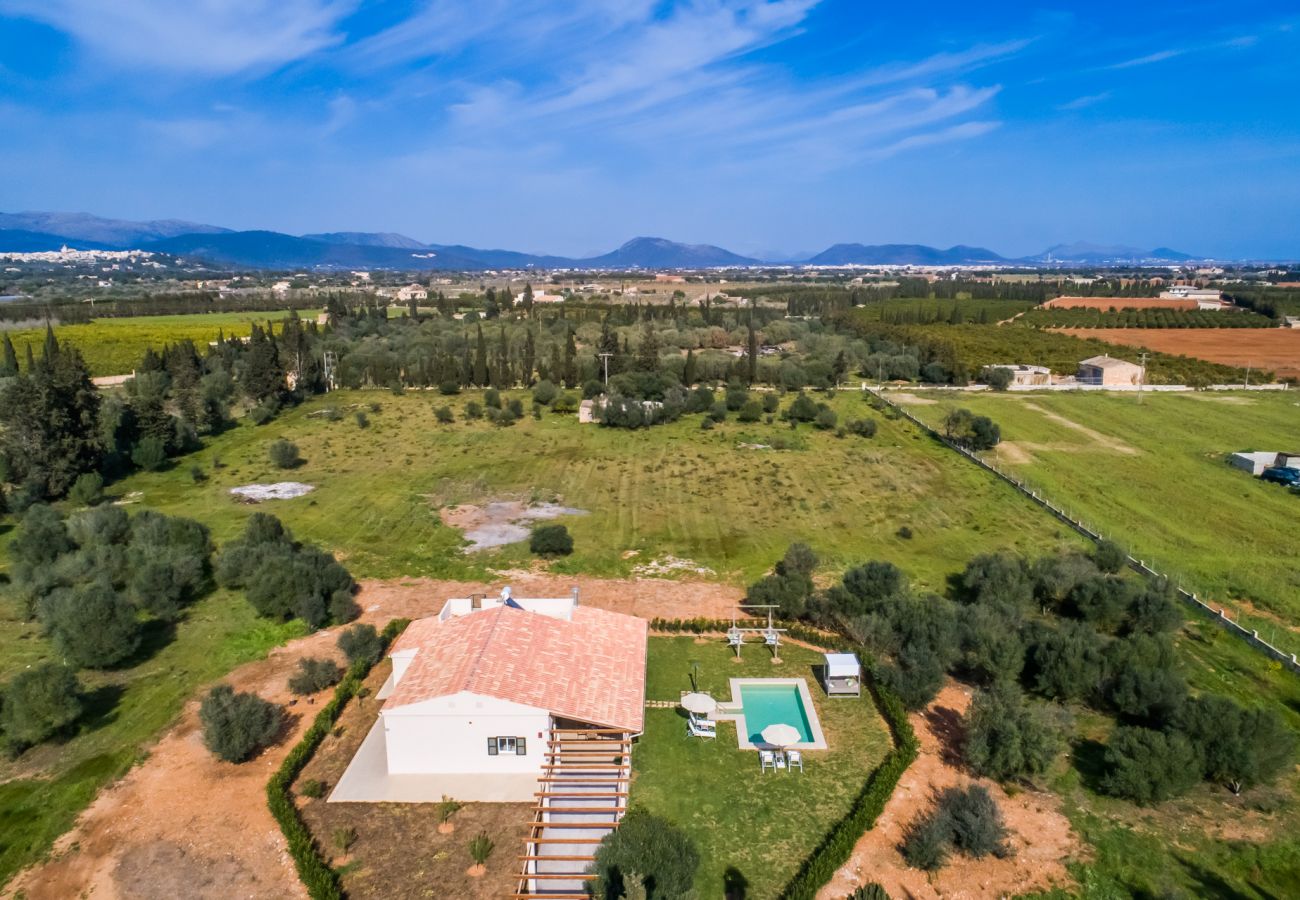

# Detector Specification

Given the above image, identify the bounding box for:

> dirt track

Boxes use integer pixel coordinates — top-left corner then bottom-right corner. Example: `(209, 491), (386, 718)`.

(818, 683), (1080, 900)
(2, 575), (740, 900)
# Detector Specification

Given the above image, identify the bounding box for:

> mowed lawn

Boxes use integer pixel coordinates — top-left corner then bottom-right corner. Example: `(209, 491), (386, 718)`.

(903, 390), (1300, 649)
(633, 637), (892, 898)
(87, 389), (1086, 587)
(4, 308), (312, 375)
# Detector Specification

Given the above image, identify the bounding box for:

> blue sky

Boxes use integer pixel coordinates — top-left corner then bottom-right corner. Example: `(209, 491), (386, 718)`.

(1, 1), (1296, 259)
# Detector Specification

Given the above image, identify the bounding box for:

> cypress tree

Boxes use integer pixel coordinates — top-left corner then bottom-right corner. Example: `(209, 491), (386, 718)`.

(563, 328), (578, 388)
(683, 349), (697, 386)
(0, 333), (17, 377)
(473, 325), (489, 386)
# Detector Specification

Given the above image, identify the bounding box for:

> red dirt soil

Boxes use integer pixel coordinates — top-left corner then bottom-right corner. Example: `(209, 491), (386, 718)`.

(2, 575), (740, 900)
(1057, 328), (1300, 378)
(818, 683), (1081, 900)
(1045, 296), (1197, 311)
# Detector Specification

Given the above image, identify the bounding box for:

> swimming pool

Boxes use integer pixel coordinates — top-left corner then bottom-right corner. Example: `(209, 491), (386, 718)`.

(716, 678), (827, 750)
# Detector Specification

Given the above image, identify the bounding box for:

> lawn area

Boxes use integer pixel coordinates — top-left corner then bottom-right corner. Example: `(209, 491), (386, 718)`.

(633, 636), (892, 898)
(5, 308), (312, 375)
(84, 388), (1086, 586)
(0, 589), (304, 886)
(900, 390), (1300, 652)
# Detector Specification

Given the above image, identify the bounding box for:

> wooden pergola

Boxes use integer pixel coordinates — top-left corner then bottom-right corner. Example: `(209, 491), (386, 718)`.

(727, 604), (788, 662)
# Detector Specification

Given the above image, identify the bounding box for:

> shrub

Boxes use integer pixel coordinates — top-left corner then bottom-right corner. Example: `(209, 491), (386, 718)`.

(552, 392), (578, 414)
(846, 418), (877, 438)
(288, 657), (343, 695)
(980, 366), (1013, 391)
(190, 464), (207, 483)
(0, 662), (83, 752)
(249, 400), (279, 425)
(845, 885), (890, 900)
(1100, 726), (1202, 804)
(332, 826), (357, 854)
(299, 778), (325, 799)
(1093, 539), (1127, 574)
(589, 808), (699, 900)
(896, 525), (913, 540)
(963, 683), (1064, 781)
(434, 405), (454, 424)
(355, 411), (369, 428)
(199, 684), (284, 763)
(1177, 695), (1296, 793)
(338, 623), (383, 666)
(38, 579), (141, 668)
(68, 472), (104, 507)
(437, 795), (463, 824)
(530, 523), (574, 556)
(468, 831), (495, 866)
(484, 388), (502, 409)
(532, 380), (559, 405)
(131, 436), (168, 471)
(814, 406), (838, 430)
(762, 393), (780, 414)
(900, 809), (951, 871)
(438, 379), (461, 395)
(465, 400), (484, 419)
(737, 399), (763, 423)
(268, 439), (302, 469)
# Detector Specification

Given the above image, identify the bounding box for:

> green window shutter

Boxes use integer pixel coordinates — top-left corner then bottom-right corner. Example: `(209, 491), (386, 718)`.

(487, 737), (498, 755)
(516, 737), (527, 756)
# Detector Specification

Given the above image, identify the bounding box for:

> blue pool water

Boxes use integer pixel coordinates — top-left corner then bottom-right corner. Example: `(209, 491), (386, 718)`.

(738, 683), (814, 745)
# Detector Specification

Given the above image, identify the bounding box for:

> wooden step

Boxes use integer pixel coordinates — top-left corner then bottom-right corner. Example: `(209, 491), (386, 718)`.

(511, 894), (589, 899)
(535, 791), (628, 799)
(529, 821), (621, 830)
(519, 873), (597, 880)
(521, 837), (607, 845)
(533, 805), (627, 814)
(518, 854), (596, 862)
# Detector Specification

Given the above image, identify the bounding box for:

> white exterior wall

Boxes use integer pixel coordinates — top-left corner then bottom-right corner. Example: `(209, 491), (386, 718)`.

(383, 691), (551, 775)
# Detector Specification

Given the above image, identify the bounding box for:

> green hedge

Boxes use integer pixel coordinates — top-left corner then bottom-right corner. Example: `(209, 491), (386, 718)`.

(779, 671), (920, 900)
(266, 618), (409, 900)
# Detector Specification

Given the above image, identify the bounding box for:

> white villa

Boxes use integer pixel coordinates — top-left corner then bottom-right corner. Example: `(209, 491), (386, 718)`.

(330, 588), (646, 803)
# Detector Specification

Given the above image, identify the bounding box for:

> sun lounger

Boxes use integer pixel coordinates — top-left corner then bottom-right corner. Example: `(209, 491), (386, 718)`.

(787, 749), (803, 772)
(759, 749), (776, 772)
(687, 717), (716, 739)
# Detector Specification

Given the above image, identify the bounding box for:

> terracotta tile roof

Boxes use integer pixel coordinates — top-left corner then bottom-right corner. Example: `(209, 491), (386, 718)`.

(383, 605), (647, 732)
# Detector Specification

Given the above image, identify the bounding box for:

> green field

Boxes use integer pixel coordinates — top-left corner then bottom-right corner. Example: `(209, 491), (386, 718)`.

(898, 389), (1300, 652)
(634, 637), (892, 898)
(42, 389), (1086, 588)
(2, 309), (312, 376)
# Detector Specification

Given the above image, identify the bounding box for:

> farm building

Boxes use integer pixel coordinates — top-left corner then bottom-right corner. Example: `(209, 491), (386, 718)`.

(1228, 451), (1300, 476)
(330, 589), (646, 802)
(986, 364), (1052, 386)
(1078, 354), (1145, 386)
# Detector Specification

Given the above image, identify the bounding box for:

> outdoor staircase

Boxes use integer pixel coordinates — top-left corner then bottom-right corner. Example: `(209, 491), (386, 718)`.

(513, 728), (633, 900)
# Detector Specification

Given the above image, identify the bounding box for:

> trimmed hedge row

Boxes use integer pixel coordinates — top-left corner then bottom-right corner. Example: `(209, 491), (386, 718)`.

(780, 671), (920, 900)
(266, 618), (410, 900)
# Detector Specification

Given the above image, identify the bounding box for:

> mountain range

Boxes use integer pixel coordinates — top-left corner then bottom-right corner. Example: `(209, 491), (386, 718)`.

(0, 211), (1203, 270)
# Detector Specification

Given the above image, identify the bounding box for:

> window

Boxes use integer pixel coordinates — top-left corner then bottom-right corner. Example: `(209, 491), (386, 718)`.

(487, 737), (527, 756)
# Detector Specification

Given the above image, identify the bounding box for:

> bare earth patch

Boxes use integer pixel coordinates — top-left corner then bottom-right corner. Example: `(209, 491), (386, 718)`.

(888, 392), (939, 406)
(439, 500), (586, 551)
(818, 682), (1081, 900)
(230, 482), (315, 501)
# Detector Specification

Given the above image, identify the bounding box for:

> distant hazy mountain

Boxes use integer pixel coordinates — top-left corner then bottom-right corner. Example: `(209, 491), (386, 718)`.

(0, 211), (230, 246)
(140, 231), (488, 270)
(805, 243), (1005, 265)
(302, 231), (429, 250)
(0, 229), (119, 252)
(579, 237), (760, 268)
(1031, 242), (1194, 263)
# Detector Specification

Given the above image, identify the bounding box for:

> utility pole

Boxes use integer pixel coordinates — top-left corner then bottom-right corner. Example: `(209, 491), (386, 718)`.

(1245, 360), (1252, 389)
(598, 351), (613, 388)
(1137, 351), (1148, 404)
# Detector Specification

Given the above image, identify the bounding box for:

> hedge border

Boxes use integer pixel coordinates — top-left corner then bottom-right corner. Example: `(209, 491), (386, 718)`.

(779, 669), (919, 900)
(266, 619), (410, 900)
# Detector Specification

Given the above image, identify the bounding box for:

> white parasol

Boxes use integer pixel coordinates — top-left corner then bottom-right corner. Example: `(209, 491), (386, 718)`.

(761, 723), (801, 749)
(680, 693), (718, 716)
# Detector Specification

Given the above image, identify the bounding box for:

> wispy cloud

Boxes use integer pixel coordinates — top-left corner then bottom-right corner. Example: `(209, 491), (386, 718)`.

(0, 0), (355, 75)
(1058, 91), (1112, 110)
(1108, 48), (1184, 69)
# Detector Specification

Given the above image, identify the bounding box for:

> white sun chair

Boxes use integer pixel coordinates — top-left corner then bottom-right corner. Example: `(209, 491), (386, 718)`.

(773, 750), (788, 771)
(687, 716), (716, 739)
(764, 628), (780, 647)
(759, 749), (776, 772)
(728, 628), (745, 647)
(787, 749), (804, 772)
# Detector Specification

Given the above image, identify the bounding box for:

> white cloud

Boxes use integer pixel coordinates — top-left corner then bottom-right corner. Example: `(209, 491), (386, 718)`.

(1058, 91), (1112, 110)
(0, 0), (354, 74)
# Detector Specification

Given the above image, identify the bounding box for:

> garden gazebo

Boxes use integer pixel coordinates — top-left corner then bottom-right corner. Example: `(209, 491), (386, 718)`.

(823, 652), (861, 697)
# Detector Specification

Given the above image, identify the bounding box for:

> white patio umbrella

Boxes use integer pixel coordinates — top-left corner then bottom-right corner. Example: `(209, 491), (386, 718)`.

(680, 693), (718, 716)
(761, 723), (801, 749)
